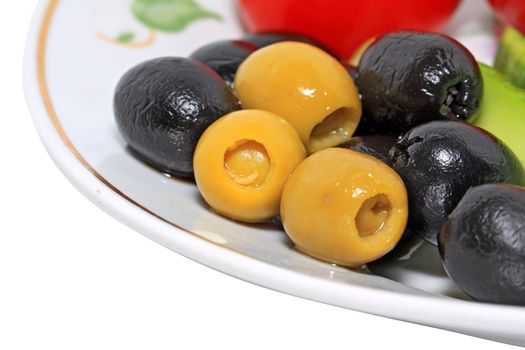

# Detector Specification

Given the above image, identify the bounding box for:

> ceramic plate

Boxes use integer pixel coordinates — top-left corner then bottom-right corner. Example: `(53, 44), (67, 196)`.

(24, 0), (525, 346)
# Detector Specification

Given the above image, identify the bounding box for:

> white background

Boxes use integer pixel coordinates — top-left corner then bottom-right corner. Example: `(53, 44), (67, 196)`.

(0, 1), (519, 349)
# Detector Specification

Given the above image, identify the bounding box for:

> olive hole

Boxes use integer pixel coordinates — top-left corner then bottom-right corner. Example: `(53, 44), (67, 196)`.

(389, 136), (423, 166)
(440, 81), (468, 119)
(308, 107), (359, 154)
(355, 194), (392, 237)
(224, 139), (270, 187)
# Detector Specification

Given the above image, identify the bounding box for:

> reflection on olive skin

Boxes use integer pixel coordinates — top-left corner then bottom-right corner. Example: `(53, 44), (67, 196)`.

(390, 121), (525, 246)
(356, 31), (483, 136)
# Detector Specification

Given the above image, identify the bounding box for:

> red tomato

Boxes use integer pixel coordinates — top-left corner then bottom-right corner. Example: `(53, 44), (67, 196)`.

(239, 0), (461, 59)
(489, 0), (525, 34)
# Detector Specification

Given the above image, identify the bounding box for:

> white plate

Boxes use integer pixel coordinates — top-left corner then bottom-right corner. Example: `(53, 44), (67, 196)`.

(24, 0), (525, 346)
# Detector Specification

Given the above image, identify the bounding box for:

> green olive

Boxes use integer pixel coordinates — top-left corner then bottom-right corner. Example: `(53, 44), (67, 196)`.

(281, 148), (408, 266)
(234, 42), (362, 154)
(194, 110), (306, 223)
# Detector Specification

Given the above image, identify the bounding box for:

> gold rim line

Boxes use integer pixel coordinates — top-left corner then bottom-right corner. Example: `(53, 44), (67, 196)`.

(37, 0), (97, 175)
(35, 0), (224, 237)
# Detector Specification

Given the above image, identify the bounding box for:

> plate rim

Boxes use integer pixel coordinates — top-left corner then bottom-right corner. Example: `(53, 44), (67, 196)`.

(23, 0), (525, 343)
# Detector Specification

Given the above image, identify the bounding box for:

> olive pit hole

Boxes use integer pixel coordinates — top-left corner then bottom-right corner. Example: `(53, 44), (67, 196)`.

(355, 194), (392, 237)
(308, 107), (359, 154)
(224, 139), (270, 187)
(440, 81), (468, 120)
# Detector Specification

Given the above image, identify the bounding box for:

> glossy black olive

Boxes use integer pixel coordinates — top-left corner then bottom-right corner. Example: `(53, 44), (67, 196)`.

(353, 115), (379, 136)
(390, 121), (525, 245)
(114, 57), (240, 179)
(357, 31), (483, 135)
(439, 184), (525, 305)
(339, 135), (396, 166)
(272, 214), (284, 230)
(346, 64), (357, 81)
(189, 40), (258, 87)
(345, 64), (383, 136)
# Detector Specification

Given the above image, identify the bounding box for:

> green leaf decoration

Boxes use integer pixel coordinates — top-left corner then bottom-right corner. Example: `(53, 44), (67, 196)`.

(116, 31), (136, 43)
(132, 0), (222, 32)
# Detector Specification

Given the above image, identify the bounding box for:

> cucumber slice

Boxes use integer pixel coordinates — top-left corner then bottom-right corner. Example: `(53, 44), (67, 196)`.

(475, 64), (525, 168)
(494, 26), (525, 89)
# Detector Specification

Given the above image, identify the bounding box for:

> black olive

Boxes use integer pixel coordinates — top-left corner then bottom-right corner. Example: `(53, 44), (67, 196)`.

(390, 121), (525, 245)
(189, 40), (258, 87)
(439, 183), (525, 305)
(271, 214), (284, 230)
(338, 135), (397, 166)
(353, 115), (380, 136)
(357, 31), (483, 135)
(346, 64), (357, 81)
(345, 64), (381, 136)
(114, 57), (240, 179)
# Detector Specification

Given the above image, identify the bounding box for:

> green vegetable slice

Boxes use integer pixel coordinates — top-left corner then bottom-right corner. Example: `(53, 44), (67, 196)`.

(494, 26), (525, 89)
